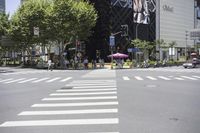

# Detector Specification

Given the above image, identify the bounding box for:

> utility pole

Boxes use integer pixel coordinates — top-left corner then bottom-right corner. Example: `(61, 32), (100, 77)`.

(185, 30), (188, 61)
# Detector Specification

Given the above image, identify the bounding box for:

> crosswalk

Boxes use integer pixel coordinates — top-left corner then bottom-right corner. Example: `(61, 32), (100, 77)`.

(0, 77), (72, 84)
(122, 75), (200, 81)
(0, 79), (119, 133)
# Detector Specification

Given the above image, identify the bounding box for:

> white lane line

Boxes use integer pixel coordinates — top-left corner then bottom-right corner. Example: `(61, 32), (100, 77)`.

(32, 77), (50, 83)
(50, 92), (117, 96)
(66, 83), (116, 86)
(18, 78), (38, 83)
(4, 78), (26, 84)
(181, 76), (198, 80)
(18, 109), (118, 116)
(158, 76), (171, 80)
(192, 76), (200, 79)
(46, 77), (61, 83)
(0, 78), (13, 83)
(146, 76), (157, 80)
(89, 132), (119, 133)
(123, 76), (130, 80)
(31, 102), (118, 107)
(0, 118), (119, 127)
(42, 96), (117, 101)
(59, 77), (72, 82)
(174, 77), (184, 80)
(134, 76), (143, 80)
(56, 88), (117, 92)
(73, 86), (117, 89)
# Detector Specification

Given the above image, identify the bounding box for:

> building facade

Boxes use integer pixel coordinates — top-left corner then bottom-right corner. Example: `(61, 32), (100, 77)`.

(157, 0), (195, 60)
(0, 0), (5, 13)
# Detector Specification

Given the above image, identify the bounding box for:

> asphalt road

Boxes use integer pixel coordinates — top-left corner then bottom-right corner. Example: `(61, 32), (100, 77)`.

(0, 67), (200, 133)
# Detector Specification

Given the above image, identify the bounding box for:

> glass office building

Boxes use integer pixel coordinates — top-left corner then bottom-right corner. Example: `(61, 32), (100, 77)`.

(0, 0), (5, 13)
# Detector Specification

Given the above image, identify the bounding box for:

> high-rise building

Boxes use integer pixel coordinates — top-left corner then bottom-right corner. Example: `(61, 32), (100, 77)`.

(0, 0), (5, 13)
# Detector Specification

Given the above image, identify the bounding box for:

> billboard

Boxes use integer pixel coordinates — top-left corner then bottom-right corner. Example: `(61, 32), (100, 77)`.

(133, 0), (156, 24)
(111, 0), (133, 8)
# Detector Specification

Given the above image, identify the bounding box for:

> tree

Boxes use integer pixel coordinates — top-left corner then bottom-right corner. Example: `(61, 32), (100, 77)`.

(130, 39), (155, 60)
(155, 39), (166, 60)
(51, 0), (97, 67)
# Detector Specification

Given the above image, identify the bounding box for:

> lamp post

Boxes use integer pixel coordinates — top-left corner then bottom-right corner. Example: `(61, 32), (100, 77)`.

(136, 23), (141, 39)
(185, 30), (188, 61)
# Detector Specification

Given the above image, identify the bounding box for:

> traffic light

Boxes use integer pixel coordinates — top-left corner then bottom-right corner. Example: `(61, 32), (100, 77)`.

(121, 25), (128, 37)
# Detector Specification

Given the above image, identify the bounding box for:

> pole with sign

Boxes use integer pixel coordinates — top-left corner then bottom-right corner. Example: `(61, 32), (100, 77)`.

(110, 35), (115, 69)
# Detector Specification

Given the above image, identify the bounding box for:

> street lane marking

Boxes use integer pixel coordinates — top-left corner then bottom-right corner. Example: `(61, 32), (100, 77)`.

(46, 77), (61, 83)
(32, 77), (50, 83)
(158, 76), (171, 80)
(174, 77), (184, 80)
(134, 76), (143, 80)
(181, 76), (198, 80)
(50, 92), (117, 96)
(4, 78), (26, 84)
(89, 132), (119, 133)
(0, 78), (13, 83)
(123, 76), (130, 80)
(59, 77), (72, 82)
(18, 109), (118, 116)
(146, 76), (157, 80)
(31, 102), (118, 107)
(192, 76), (200, 79)
(66, 83), (116, 86)
(56, 88), (117, 92)
(73, 86), (117, 89)
(0, 118), (119, 127)
(18, 78), (38, 83)
(42, 96), (117, 101)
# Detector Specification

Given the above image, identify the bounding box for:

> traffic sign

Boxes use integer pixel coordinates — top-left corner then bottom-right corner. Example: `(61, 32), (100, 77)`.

(109, 35), (115, 47)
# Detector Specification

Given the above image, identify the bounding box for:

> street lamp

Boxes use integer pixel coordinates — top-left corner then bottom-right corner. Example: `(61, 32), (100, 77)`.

(185, 30), (188, 60)
(136, 23), (141, 39)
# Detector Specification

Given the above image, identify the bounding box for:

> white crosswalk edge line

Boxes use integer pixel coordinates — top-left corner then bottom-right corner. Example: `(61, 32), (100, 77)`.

(73, 86), (117, 89)
(60, 77), (72, 82)
(146, 76), (157, 80)
(0, 118), (119, 127)
(158, 76), (171, 80)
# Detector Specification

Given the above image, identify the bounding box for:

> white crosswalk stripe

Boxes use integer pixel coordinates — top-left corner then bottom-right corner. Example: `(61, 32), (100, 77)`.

(181, 76), (198, 80)
(18, 78), (38, 83)
(46, 77), (61, 83)
(0, 77), (73, 84)
(146, 76), (157, 80)
(59, 77), (72, 82)
(4, 78), (26, 84)
(42, 96), (117, 101)
(32, 77), (50, 83)
(134, 76), (143, 80)
(122, 75), (200, 81)
(56, 88), (117, 92)
(123, 76), (130, 80)
(0, 118), (119, 127)
(18, 109), (118, 116)
(158, 76), (171, 80)
(50, 91), (117, 96)
(32, 102), (119, 107)
(0, 78), (13, 82)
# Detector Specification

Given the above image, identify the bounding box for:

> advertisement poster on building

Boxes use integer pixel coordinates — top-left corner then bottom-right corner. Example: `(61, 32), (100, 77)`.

(133, 0), (156, 24)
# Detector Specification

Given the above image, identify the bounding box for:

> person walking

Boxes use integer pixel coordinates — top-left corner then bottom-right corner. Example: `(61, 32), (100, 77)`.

(48, 59), (53, 71)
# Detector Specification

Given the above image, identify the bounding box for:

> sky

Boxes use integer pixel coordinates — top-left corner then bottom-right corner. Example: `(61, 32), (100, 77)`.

(5, 0), (20, 16)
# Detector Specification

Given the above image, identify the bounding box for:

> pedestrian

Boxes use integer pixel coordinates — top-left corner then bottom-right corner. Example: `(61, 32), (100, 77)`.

(48, 59), (53, 71)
